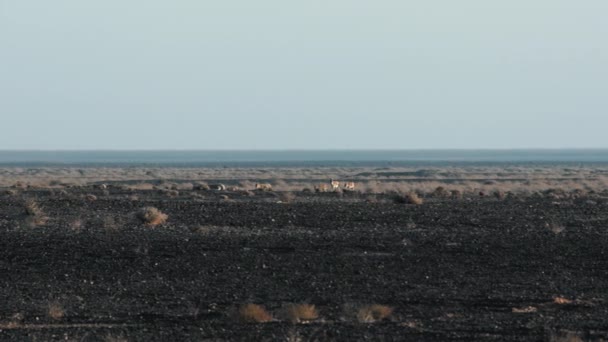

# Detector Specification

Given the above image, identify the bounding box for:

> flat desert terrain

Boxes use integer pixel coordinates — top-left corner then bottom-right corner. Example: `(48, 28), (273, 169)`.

(1, 165), (608, 341)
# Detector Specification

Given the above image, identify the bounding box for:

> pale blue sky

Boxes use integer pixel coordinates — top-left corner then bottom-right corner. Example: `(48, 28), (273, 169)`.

(1, 1), (607, 149)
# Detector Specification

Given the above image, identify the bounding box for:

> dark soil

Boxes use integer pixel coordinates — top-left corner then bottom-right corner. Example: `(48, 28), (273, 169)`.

(1, 188), (608, 341)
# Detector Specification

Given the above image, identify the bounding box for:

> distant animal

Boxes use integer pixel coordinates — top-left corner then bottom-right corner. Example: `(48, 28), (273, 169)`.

(209, 184), (226, 191)
(255, 183), (273, 191)
(330, 179), (340, 190)
(342, 181), (356, 191)
(94, 184), (107, 190)
(315, 184), (330, 193)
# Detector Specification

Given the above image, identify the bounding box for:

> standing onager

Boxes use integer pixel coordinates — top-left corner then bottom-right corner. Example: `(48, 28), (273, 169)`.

(330, 179), (340, 190)
(255, 183), (273, 191)
(342, 181), (356, 191)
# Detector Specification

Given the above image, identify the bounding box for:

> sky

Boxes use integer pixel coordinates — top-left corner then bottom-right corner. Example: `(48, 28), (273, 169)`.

(1, 1), (607, 150)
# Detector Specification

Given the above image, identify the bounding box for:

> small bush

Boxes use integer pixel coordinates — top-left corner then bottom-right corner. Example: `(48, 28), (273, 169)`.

(357, 304), (393, 323)
(48, 302), (64, 321)
(24, 199), (43, 216)
(136, 207), (168, 226)
(162, 189), (179, 198)
(84, 194), (97, 202)
(393, 192), (423, 205)
(286, 304), (318, 323)
(432, 186), (449, 198)
(239, 304), (273, 323)
(279, 192), (296, 203)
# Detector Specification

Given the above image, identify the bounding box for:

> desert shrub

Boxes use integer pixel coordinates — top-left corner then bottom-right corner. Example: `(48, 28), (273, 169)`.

(193, 182), (210, 191)
(136, 207), (168, 226)
(432, 186), (449, 198)
(238, 304), (273, 323)
(84, 194), (97, 202)
(48, 302), (64, 321)
(553, 296), (573, 305)
(393, 192), (423, 205)
(279, 192), (296, 203)
(356, 304), (393, 323)
(493, 190), (505, 199)
(162, 189), (179, 198)
(286, 304), (318, 323)
(365, 195), (378, 203)
(241, 190), (255, 197)
(450, 190), (462, 199)
(24, 199), (43, 216)
(24, 215), (49, 228)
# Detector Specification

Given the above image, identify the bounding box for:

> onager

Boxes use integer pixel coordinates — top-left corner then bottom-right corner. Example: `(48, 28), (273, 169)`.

(330, 179), (340, 190)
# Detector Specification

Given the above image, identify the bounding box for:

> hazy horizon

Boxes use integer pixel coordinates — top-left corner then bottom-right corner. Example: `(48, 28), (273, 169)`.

(2, 1), (607, 150)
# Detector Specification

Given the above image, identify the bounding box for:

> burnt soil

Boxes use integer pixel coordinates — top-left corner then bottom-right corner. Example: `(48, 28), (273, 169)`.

(1, 188), (608, 341)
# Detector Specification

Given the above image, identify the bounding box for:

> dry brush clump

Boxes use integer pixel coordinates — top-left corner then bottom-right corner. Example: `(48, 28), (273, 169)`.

(356, 305), (393, 323)
(285, 304), (318, 323)
(48, 302), (65, 321)
(238, 304), (273, 323)
(22, 199), (49, 227)
(23, 199), (43, 216)
(136, 207), (168, 226)
(393, 192), (423, 205)
(84, 194), (98, 202)
(278, 192), (296, 203)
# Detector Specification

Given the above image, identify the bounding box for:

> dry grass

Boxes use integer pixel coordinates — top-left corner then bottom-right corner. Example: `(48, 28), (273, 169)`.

(103, 335), (128, 342)
(136, 207), (168, 226)
(24, 199), (43, 216)
(548, 330), (584, 342)
(48, 302), (65, 321)
(22, 199), (49, 227)
(512, 306), (537, 313)
(162, 189), (179, 198)
(553, 296), (574, 305)
(393, 192), (423, 205)
(238, 304), (273, 323)
(279, 192), (296, 203)
(547, 222), (566, 235)
(84, 194), (97, 202)
(356, 304), (393, 323)
(286, 304), (318, 323)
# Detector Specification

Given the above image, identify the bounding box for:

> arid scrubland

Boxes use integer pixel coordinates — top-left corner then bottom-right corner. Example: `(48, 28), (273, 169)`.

(1, 165), (608, 340)
(1, 165), (608, 197)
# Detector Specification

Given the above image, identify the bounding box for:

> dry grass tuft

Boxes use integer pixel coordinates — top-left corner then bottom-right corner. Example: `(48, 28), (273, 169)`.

(512, 306), (537, 313)
(553, 296), (574, 305)
(546, 222), (565, 235)
(103, 335), (128, 342)
(136, 207), (168, 226)
(432, 186), (449, 198)
(48, 302), (65, 321)
(393, 192), (423, 205)
(286, 304), (318, 323)
(4, 189), (18, 196)
(548, 330), (584, 342)
(162, 189), (179, 198)
(239, 304), (273, 323)
(24, 199), (43, 216)
(357, 304), (393, 323)
(279, 192), (296, 203)
(84, 194), (97, 202)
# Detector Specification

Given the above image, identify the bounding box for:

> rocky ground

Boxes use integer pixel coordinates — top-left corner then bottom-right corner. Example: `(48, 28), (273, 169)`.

(1, 186), (608, 341)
